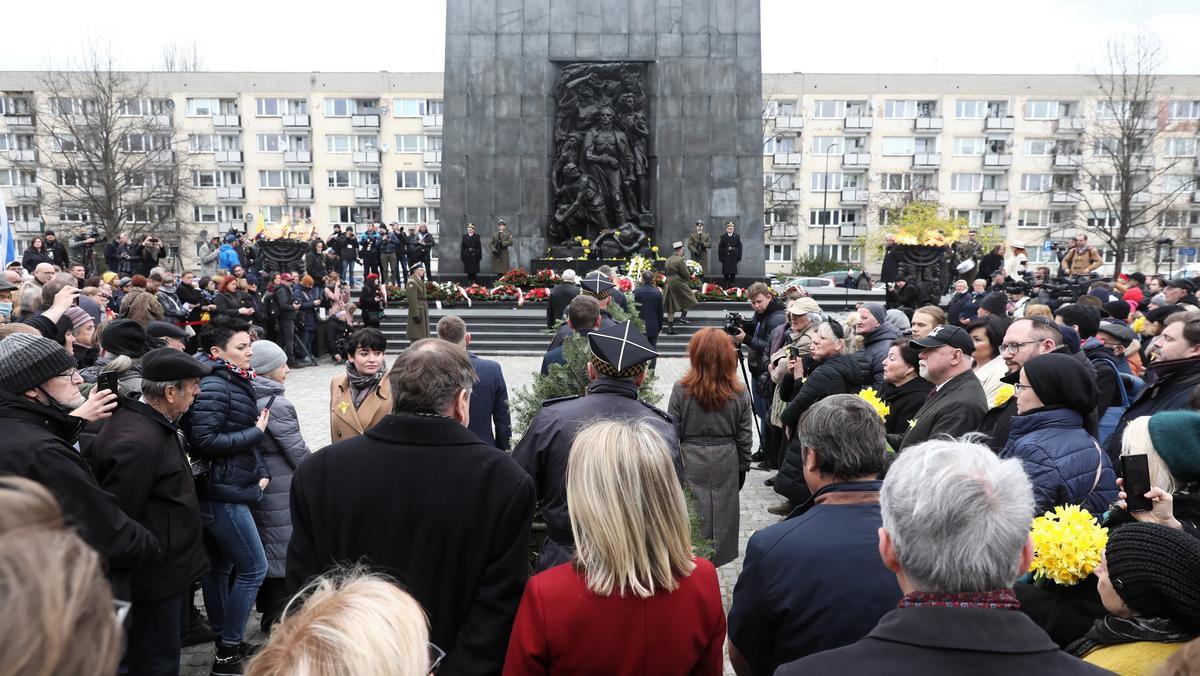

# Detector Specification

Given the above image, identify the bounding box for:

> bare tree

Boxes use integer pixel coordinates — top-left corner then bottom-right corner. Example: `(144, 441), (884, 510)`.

(37, 45), (193, 247)
(1058, 33), (1191, 276)
(161, 41), (203, 72)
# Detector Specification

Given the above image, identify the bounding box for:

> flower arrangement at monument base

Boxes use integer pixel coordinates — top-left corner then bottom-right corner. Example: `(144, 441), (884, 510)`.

(498, 268), (533, 288)
(489, 284), (523, 302)
(1028, 505), (1108, 587)
(524, 287), (549, 302)
(531, 268), (559, 288)
(626, 254), (656, 280)
(464, 284), (492, 302)
(616, 276), (634, 292)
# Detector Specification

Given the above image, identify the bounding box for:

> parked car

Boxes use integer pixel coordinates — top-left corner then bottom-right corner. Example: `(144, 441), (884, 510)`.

(770, 276), (835, 294)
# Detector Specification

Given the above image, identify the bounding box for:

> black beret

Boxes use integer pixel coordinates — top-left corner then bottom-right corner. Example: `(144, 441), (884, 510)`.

(140, 347), (213, 382)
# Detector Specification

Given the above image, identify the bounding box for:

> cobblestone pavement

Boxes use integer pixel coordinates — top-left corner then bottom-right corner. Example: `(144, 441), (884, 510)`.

(182, 354), (780, 674)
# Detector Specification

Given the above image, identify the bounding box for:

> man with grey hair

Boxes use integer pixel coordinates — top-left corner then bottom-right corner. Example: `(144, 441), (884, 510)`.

(287, 338), (535, 675)
(778, 439), (1109, 674)
(728, 395), (900, 675)
(547, 267), (580, 328)
(436, 314), (512, 450)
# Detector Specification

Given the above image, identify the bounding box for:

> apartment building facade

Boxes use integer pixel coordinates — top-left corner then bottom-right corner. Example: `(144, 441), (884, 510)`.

(2, 71), (1199, 275)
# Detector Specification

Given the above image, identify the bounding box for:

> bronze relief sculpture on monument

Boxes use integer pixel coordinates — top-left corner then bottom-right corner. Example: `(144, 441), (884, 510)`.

(548, 63), (653, 260)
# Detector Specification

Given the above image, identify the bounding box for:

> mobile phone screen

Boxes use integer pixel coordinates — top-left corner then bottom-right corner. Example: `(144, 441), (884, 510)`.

(1121, 454), (1153, 512)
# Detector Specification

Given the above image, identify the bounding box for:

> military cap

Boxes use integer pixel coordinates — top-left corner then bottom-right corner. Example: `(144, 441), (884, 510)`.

(588, 321), (658, 378)
(580, 275), (616, 300)
(409, 261), (425, 273)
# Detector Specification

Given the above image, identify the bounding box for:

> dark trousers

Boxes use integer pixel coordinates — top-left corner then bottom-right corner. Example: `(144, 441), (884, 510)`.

(256, 577), (291, 633)
(363, 258), (380, 279)
(300, 326), (315, 358)
(278, 319), (296, 363)
(125, 589), (189, 676)
(380, 252), (399, 285)
(723, 273), (736, 284)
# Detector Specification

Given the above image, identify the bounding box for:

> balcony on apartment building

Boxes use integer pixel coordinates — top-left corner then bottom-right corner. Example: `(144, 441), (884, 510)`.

(422, 114), (443, 130)
(3, 113), (35, 128)
(1057, 117), (1086, 134)
(842, 153), (871, 168)
(423, 185), (441, 201)
(286, 186), (314, 201)
(147, 150), (176, 165)
(1050, 191), (1081, 205)
(352, 114), (381, 128)
(981, 189), (1010, 205)
(1131, 192), (1151, 204)
(213, 114), (241, 128)
(770, 189), (801, 202)
(283, 150), (312, 164)
(216, 186), (244, 201)
(423, 150), (442, 167)
(7, 149), (36, 163)
(912, 153), (942, 169)
(772, 152), (802, 166)
(983, 153), (1013, 169)
(9, 186), (39, 201)
(1053, 154), (1083, 171)
(766, 223), (800, 239)
(215, 150), (243, 164)
(984, 116), (1016, 132)
(354, 185), (381, 202)
(774, 116), (804, 131)
(840, 189), (869, 204)
(353, 149), (381, 165)
(10, 220), (40, 233)
(145, 114), (172, 128)
(913, 117), (944, 133)
(283, 114), (310, 128)
(1133, 155), (1156, 170)
(843, 116), (873, 133)
(1131, 118), (1157, 132)
(839, 223), (868, 240)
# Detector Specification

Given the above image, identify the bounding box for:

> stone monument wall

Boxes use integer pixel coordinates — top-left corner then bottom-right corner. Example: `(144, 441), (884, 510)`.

(440, 0), (764, 278)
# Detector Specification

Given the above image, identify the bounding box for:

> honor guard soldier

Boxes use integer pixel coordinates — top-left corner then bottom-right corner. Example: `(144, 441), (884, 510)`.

(406, 262), (429, 341)
(514, 321), (681, 571)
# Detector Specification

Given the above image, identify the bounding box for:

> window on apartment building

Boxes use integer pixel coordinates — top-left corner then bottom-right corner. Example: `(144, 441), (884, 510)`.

(286, 135), (311, 151)
(950, 173), (983, 192)
(808, 209), (859, 226)
(1161, 211), (1200, 229)
(1024, 100), (1059, 119)
(393, 99), (443, 117)
(189, 135), (216, 153)
(808, 244), (861, 262)
(355, 136), (378, 151)
(327, 171), (351, 188)
(879, 173), (913, 192)
(1095, 101), (1130, 120)
(764, 172), (794, 191)
(257, 134), (287, 152)
(193, 206), (219, 223)
(186, 98), (218, 117)
(217, 135), (240, 151)
(809, 136), (842, 154)
(326, 135), (352, 153)
(324, 98), (355, 117)
(256, 99), (284, 117)
(0, 97), (31, 115)
(259, 170), (286, 189)
(355, 171), (381, 187)
(55, 170), (89, 187)
(192, 171), (216, 188)
(220, 206), (244, 222)
(811, 100), (844, 119)
(1101, 247), (1138, 264)
(1164, 138), (1198, 157)
(427, 135), (443, 151)
(1168, 101), (1200, 120)
(950, 209), (1002, 226)
(810, 173), (843, 191)
(287, 170), (311, 186)
(763, 136), (795, 154)
(395, 135), (422, 153)
(1018, 210), (1054, 228)
(220, 171), (242, 186)
(259, 206), (284, 223)
(59, 210), (90, 223)
(1090, 175), (1118, 192)
(766, 244), (793, 262)
(954, 100), (988, 119)
(882, 137), (916, 156)
(952, 137), (985, 155)
(883, 100), (917, 118)
(1025, 139), (1056, 156)
(1021, 174), (1053, 192)
(396, 207), (439, 224)
(1162, 175), (1197, 194)
(118, 98), (169, 116)
(1087, 210), (1119, 229)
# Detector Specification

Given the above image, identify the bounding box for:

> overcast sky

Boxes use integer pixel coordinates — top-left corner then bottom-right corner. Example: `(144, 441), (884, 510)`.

(2, 0), (1197, 74)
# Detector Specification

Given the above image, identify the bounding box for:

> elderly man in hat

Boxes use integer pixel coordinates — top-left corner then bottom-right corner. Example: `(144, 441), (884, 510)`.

(0, 333), (156, 593)
(1164, 277), (1199, 308)
(89, 348), (213, 675)
(405, 261), (429, 341)
(147, 320), (189, 351)
(896, 325), (988, 449)
(81, 318), (150, 399)
(547, 274), (618, 350)
(664, 240), (698, 335)
(687, 219), (711, 267)
(514, 321), (680, 571)
(490, 219), (514, 276)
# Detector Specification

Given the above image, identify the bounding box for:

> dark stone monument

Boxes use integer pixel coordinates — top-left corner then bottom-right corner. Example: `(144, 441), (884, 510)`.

(892, 245), (948, 306)
(440, 0), (764, 279)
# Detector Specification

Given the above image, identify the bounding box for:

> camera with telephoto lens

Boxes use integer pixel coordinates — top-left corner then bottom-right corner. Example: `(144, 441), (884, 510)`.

(724, 312), (749, 335)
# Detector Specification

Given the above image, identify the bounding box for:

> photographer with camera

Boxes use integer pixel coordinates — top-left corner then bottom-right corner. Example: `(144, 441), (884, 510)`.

(69, 227), (103, 277)
(729, 282), (787, 459)
(135, 236), (166, 277)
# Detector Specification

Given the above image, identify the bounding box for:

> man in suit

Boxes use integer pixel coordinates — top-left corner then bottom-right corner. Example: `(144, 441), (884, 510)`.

(546, 269), (581, 328)
(436, 315), (512, 451)
(633, 270), (663, 347)
(896, 325), (988, 450)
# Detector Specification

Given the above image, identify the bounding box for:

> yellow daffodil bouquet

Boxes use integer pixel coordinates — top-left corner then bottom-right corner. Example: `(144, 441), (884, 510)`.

(1028, 505), (1108, 587)
(857, 387), (890, 422)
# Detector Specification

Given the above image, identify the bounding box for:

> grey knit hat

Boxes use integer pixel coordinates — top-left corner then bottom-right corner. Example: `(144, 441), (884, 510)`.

(0, 333), (77, 395)
(249, 339), (287, 375)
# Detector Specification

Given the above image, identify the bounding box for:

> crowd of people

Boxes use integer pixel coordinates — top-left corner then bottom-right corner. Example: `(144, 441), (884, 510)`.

(4, 223), (1200, 676)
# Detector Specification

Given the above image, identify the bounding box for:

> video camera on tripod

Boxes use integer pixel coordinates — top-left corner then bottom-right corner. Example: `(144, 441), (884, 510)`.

(723, 311), (751, 336)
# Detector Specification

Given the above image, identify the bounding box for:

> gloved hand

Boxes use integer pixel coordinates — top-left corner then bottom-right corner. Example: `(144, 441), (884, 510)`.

(738, 470), (747, 490)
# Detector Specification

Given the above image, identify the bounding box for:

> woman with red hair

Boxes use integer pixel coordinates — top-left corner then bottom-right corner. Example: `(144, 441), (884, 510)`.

(214, 275), (254, 321)
(668, 327), (754, 566)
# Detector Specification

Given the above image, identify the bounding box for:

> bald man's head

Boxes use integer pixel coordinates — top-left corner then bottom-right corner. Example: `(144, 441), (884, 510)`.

(33, 263), (54, 285)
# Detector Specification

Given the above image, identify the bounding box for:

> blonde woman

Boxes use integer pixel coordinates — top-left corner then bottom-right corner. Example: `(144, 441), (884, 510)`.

(247, 569), (432, 676)
(504, 419), (725, 675)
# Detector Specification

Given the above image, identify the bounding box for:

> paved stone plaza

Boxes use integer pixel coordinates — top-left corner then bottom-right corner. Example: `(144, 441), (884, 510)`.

(182, 355), (779, 674)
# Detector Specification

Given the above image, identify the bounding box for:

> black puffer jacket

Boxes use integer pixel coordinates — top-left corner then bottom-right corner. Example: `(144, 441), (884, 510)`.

(775, 353), (873, 504)
(185, 358), (267, 504)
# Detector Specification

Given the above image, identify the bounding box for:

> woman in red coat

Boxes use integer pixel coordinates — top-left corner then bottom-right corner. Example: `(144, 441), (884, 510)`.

(504, 418), (726, 675)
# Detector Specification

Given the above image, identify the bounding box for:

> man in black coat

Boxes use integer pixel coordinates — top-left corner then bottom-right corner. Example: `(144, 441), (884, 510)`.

(546, 269), (581, 328)
(89, 348), (212, 675)
(719, 221), (742, 284)
(287, 340), (534, 676)
(896, 326), (988, 450)
(460, 223), (483, 285)
(633, 270), (664, 346)
(43, 229), (72, 269)
(274, 273), (301, 367)
(338, 227), (360, 286)
(778, 440), (1109, 676)
(0, 333), (157, 591)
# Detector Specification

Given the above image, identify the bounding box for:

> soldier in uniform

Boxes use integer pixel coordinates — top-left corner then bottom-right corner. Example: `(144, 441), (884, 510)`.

(513, 321), (681, 572)
(547, 275), (618, 350)
(460, 223), (483, 285)
(664, 241), (698, 335)
(687, 219), (711, 269)
(719, 221), (743, 284)
(490, 219), (514, 277)
(405, 262), (429, 342)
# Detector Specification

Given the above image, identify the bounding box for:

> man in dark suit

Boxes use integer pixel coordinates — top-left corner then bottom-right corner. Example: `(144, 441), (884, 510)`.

(287, 340), (534, 676)
(896, 325), (988, 450)
(633, 271), (663, 346)
(542, 295), (601, 375)
(436, 315), (512, 450)
(719, 222), (742, 284)
(546, 268), (581, 328)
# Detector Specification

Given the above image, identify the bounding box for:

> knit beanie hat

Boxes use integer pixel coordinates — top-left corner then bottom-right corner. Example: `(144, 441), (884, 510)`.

(1123, 287), (1145, 304)
(1022, 352), (1097, 417)
(1103, 300), (1131, 321)
(0, 333), (77, 395)
(864, 302), (887, 325)
(1105, 522), (1200, 631)
(64, 306), (93, 330)
(1147, 411), (1200, 482)
(249, 339), (287, 375)
(980, 292), (1008, 316)
(100, 319), (148, 358)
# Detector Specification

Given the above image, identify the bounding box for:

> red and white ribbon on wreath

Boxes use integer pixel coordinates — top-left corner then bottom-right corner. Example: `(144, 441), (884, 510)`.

(517, 287), (525, 307)
(459, 284), (472, 308)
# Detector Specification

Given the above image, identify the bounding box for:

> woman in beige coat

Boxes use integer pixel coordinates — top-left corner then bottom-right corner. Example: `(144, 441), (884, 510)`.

(328, 328), (393, 444)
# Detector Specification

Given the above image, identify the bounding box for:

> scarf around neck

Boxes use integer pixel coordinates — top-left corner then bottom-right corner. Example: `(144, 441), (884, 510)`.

(346, 362), (384, 408)
(899, 589), (1021, 611)
(207, 355), (256, 380)
(1068, 615), (1195, 658)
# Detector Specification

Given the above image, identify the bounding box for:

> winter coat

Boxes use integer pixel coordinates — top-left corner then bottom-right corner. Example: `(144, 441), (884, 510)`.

(896, 369), (989, 450)
(546, 281), (580, 328)
(406, 277), (428, 340)
(329, 371), (393, 444)
(946, 292), (969, 326)
(979, 252), (1005, 279)
(22, 247), (53, 273)
(185, 361), (268, 504)
(460, 233), (483, 275)
(490, 231), (513, 274)
(663, 254), (697, 315)
(199, 242), (220, 276)
(669, 383), (753, 567)
(1105, 356), (1200, 462)
(295, 285), (320, 331)
(958, 291), (985, 323)
(718, 233), (742, 275)
(887, 283), (920, 311)
(119, 287), (165, 326)
(1001, 409), (1118, 516)
(880, 377), (933, 437)
(860, 323), (902, 387)
(633, 284), (664, 343)
(214, 290), (247, 320)
(250, 377), (310, 578)
(468, 353), (511, 450)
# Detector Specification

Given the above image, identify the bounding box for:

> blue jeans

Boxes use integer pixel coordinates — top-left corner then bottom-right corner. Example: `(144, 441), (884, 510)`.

(341, 259), (357, 286)
(200, 501), (267, 647)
